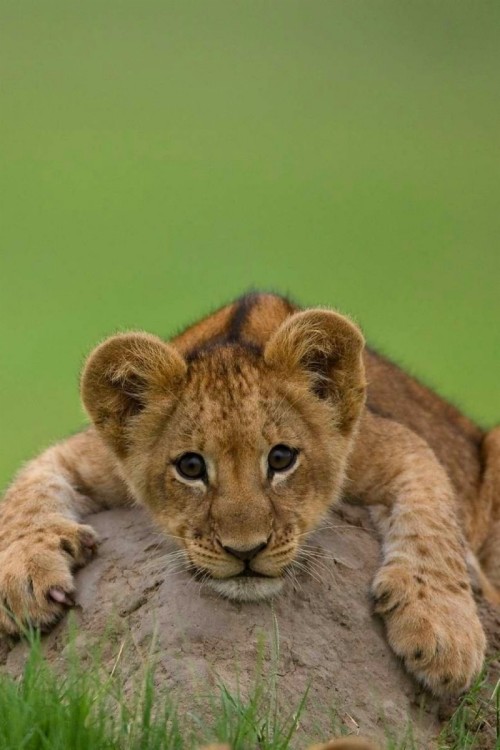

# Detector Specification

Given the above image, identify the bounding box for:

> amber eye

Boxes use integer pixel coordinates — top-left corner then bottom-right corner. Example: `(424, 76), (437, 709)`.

(175, 453), (207, 480)
(268, 444), (297, 473)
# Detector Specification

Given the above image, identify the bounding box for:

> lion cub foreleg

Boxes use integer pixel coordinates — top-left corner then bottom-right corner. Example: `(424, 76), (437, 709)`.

(348, 412), (486, 695)
(0, 430), (127, 635)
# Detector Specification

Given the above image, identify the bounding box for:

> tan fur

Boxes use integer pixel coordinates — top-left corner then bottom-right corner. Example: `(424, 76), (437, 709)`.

(201, 740), (377, 750)
(307, 741), (378, 750)
(200, 737), (377, 750)
(0, 292), (498, 697)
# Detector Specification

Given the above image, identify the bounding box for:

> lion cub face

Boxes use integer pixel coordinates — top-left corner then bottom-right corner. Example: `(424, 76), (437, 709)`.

(82, 310), (366, 602)
(144, 346), (352, 601)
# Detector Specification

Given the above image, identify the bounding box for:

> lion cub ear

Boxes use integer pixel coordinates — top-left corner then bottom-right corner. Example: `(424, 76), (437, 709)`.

(264, 309), (366, 433)
(81, 332), (186, 454)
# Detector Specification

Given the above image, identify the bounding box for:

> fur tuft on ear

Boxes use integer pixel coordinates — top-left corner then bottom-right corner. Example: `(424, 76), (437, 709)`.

(264, 309), (366, 433)
(81, 332), (186, 454)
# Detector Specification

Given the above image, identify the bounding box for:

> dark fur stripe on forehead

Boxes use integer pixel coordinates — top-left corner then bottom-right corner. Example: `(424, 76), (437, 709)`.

(180, 291), (297, 362)
(226, 292), (261, 343)
(185, 293), (264, 361)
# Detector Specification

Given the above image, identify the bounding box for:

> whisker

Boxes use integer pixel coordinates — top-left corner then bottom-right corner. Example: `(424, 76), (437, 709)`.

(297, 554), (343, 570)
(290, 559), (325, 587)
(298, 551), (338, 582)
(298, 546), (360, 571)
(297, 549), (341, 577)
(296, 522), (372, 539)
(139, 549), (188, 571)
(145, 549), (186, 559)
(284, 567), (302, 594)
(298, 547), (341, 560)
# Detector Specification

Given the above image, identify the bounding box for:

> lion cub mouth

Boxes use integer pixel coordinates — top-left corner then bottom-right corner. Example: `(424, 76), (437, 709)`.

(190, 563), (284, 601)
(206, 573), (285, 602)
(235, 568), (272, 578)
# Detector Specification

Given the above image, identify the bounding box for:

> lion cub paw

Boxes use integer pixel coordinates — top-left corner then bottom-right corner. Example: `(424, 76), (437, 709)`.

(372, 563), (486, 695)
(0, 521), (98, 635)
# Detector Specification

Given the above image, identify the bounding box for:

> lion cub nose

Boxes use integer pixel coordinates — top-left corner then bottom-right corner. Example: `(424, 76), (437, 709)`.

(222, 541), (268, 561)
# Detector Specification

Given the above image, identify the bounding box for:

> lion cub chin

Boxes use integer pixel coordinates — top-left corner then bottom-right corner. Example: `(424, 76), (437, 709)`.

(207, 575), (285, 602)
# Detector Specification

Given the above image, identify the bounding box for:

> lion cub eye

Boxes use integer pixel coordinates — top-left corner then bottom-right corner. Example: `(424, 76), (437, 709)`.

(175, 452), (207, 480)
(267, 444), (297, 473)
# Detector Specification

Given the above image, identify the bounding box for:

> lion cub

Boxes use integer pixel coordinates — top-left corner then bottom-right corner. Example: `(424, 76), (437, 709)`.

(1, 293), (499, 696)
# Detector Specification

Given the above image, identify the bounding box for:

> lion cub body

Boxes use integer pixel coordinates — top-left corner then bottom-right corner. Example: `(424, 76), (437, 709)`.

(1, 292), (499, 697)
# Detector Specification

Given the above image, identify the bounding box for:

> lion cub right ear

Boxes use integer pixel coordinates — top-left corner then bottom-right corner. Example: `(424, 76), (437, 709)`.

(264, 309), (366, 434)
(81, 332), (186, 455)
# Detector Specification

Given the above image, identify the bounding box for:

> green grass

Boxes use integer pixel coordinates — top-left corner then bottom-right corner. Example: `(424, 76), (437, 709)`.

(0, 622), (310, 750)
(1, 624), (500, 750)
(436, 669), (500, 750)
(1, 636), (184, 750)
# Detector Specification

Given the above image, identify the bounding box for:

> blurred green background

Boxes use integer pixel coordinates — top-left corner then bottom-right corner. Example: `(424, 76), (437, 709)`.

(1, 1), (499, 490)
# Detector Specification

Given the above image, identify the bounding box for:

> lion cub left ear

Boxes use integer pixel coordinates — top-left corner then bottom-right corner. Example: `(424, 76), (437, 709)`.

(264, 309), (366, 433)
(81, 332), (187, 455)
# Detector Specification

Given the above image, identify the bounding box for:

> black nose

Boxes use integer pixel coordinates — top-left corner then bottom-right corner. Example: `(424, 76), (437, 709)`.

(222, 542), (268, 561)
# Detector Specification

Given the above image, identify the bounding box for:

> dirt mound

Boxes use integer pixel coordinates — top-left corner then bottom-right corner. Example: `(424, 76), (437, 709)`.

(3, 504), (497, 747)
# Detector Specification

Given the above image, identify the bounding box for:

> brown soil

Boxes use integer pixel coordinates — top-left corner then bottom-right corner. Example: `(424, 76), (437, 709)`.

(2, 504), (500, 748)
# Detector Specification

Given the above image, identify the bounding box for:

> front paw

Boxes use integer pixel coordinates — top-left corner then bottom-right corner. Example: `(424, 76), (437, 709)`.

(372, 564), (486, 695)
(0, 521), (98, 636)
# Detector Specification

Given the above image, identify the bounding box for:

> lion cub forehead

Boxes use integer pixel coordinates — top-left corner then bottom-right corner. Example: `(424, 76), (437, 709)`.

(177, 345), (290, 438)
(186, 345), (268, 398)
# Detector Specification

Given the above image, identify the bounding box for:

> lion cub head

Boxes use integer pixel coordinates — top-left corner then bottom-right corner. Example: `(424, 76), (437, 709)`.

(81, 309), (366, 601)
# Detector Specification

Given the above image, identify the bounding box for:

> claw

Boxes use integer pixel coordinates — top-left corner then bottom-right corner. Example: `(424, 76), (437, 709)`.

(48, 587), (74, 606)
(80, 531), (98, 550)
